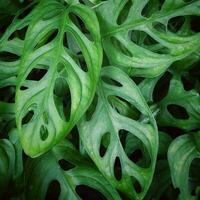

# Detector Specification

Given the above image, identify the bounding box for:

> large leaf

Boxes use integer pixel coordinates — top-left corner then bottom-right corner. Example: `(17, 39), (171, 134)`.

(25, 139), (121, 200)
(96, 0), (200, 77)
(14, 0), (102, 157)
(79, 66), (158, 199)
(168, 133), (200, 200)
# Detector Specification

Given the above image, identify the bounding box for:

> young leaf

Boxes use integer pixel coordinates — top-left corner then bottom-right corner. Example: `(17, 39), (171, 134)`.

(79, 66), (158, 199)
(15, 0), (102, 157)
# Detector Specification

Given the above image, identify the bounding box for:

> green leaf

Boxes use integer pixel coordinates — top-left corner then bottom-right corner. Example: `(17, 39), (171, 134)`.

(79, 66), (158, 199)
(168, 133), (200, 200)
(14, 0), (102, 157)
(96, 0), (200, 77)
(25, 139), (121, 200)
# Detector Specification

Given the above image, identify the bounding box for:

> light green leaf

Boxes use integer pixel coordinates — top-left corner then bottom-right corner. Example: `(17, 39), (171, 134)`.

(14, 0), (102, 157)
(79, 66), (158, 199)
(96, 0), (200, 77)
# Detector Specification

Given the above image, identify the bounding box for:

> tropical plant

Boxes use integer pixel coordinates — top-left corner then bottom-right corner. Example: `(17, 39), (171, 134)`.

(0, 0), (200, 199)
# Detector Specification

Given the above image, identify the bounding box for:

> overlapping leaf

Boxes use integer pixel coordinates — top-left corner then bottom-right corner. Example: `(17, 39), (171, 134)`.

(96, 0), (200, 77)
(14, 0), (102, 157)
(25, 139), (120, 200)
(79, 66), (158, 199)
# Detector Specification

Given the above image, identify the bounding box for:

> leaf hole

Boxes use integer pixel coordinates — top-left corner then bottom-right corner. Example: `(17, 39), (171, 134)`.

(167, 104), (189, 119)
(22, 110), (34, 125)
(76, 185), (107, 200)
(76, 53), (88, 72)
(129, 149), (143, 164)
(109, 96), (142, 121)
(181, 76), (195, 91)
(117, 0), (132, 25)
(153, 71), (172, 102)
(159, 126), (183, 138)
(0, 51), (19, 62)
(9, 26), (28, 40)
(132, 178), (142, 193)
(34, 29), (59, 50)
(114, 157), (122, 181)
(99, 132), (110, 157)
(27, 68), (48, 81)
(101, 76), (123, 87)
(119, 129), (129, 149)
(45, 180), (60, 200)
(20, 86), (28, 91)
(167, 16), (185, 33)
(85, 94), (98, 121)
(111, 36), (132, 57)
(40, 125), (48, 141)
(69, 13), (94, 42)
(58, 159), (75, 171)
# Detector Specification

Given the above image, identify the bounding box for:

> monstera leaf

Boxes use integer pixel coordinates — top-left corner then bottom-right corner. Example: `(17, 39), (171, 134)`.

(79, 67), (158, 199)
(168, 133), (200, 200)
(138, 69), (200, 131)
(96, 0), (200, 77)
(25, 139), (120, 200)
(14, 0), (102, 157)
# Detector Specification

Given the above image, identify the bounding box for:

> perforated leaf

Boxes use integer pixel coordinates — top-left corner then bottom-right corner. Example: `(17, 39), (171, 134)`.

(15, 0), (102, 157)
(25, 139), (121, 200)
(79, 66), (158, 199)
(96, 0), (200, 77)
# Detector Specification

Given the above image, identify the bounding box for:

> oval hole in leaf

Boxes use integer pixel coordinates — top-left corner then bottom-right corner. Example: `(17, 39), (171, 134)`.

(117, 0), (132, 25)
(45, 180), (60, 200)
(99, 132), (110, 157)
(153, 71), (172, 102)
(34, 29), (59, 50)
(27, 68), (48, 81)
(153, 22), (166, 32)
(159, 126), (183, 138)
(76, 185), (107, 200)
(40, 125), (48, 141)
(111, 36), (132, 57)
(69, 13), (94, 42)
(22, 110), (34, 125)
(0, 51), (19, 62)
(20, 86), (28, 91)
(114, 157), (122, 181)
(181, 76), (195, 91)
(167, 104), (189, 119)
(85, 94), (98, 121)
(58, 159), (75, 171)
(101, 76), (123, 87)
(132, 177), (142, 193)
